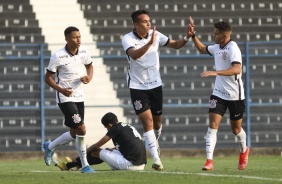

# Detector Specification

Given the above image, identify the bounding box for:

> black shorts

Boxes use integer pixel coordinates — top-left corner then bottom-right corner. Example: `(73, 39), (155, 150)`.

(130, 86), (163, 116)
(58, 102), (84, 128)
(208, 95), (245, 120)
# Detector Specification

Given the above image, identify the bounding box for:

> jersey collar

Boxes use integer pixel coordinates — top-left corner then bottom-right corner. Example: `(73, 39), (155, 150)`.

(220, 39), (232, 49)
(133, 29), (149, 40)
(64, 44), (79, 56)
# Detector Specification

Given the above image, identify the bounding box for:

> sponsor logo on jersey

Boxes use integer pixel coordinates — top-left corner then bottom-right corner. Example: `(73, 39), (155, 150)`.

(214, 88), (231, 96)
(59, 55), (68, 58)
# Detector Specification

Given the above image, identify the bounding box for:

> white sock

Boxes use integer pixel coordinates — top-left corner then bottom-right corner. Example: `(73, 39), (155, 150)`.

(205, 127), (218, 160)
(143, 130), (160, 162)
(76, 135), (89, 168)
(236, 128), (247, 153)
(49, 132), (74, 151)
(154, 124), (162, 140)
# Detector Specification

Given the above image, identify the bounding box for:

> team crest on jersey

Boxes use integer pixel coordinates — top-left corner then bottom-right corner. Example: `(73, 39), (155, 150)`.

(209, 99), (217, 109)
(72, 114), (81, 124)
(134, 100), (142, 110)
(222, 51), (228, 60)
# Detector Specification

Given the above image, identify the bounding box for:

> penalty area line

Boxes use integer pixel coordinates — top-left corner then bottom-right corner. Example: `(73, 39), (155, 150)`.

(140, 171), (282, 182)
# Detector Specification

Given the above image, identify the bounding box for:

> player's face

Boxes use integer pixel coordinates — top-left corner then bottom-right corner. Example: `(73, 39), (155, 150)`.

(213, 28), (225, 44)
(135, 14), (151, 35)
(65, 31), (81, 49)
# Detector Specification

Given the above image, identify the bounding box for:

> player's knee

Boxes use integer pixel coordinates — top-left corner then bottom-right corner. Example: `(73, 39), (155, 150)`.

(75, 124), (86, 135)
(232, 128), (241, 135)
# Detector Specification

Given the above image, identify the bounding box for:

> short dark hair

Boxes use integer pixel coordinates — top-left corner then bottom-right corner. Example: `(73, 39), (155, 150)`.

(64, 26), (79, 36)
(131, 9), (149, 23)
(214, 21), (232, 33)
(101, 112), (118, 126)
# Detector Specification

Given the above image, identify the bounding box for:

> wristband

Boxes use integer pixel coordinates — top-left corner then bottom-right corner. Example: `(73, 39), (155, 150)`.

(192, 34), (196, 39)
(183, 36), (188, 41)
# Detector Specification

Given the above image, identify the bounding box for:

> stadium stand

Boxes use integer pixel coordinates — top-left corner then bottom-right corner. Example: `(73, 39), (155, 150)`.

(0, 0), (63, 151)
(0, 0), (281, 151)
(77, 0), (282, 149)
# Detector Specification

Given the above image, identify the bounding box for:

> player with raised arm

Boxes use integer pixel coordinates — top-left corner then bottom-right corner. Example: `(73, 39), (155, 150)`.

(188, 17), (250, 171)
(122, 9), (193, 171)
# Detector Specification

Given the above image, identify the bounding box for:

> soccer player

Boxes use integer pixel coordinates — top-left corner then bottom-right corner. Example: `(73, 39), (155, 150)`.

(55, 112), (147, 171)
(188, 17), (250, 170)
(44, 26), (94, 173)
(121, 9), (193, 171)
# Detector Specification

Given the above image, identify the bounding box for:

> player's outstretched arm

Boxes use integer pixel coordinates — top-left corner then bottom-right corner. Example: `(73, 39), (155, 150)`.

(166, 16), (198, 49)
(87, 135), (111, 154)
(189, 16), (208, 54)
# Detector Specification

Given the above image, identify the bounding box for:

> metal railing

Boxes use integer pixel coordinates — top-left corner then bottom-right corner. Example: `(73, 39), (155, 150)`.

(0, 41), (281, 151)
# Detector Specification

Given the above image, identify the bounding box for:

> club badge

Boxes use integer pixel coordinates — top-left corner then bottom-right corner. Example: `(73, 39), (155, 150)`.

(134, 100), (142, 110)
(209, 99), (217, 109)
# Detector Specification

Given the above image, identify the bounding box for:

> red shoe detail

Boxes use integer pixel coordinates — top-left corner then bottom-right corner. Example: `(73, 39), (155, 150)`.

(202, 159), (213, 171)
(238, 146), (250, 170)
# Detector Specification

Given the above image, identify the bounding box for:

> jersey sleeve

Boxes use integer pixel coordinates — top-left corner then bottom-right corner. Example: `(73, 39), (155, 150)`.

(229, 44), (242, 64)
(121, 34), (134, 52)
(106, 125), (119, 138)
(156, 31), (169, 46)
(47, 54), (60, 73)
(206, 45), (216, 56)
(81, 47), (93, 66)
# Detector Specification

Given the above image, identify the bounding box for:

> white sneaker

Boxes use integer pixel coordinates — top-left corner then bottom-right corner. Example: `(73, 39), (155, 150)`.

(152, 159), (163, 171)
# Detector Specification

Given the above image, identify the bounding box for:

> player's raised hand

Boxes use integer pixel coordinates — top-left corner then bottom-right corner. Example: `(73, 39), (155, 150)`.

(149, 26), (157, 45)
(188, 16), (196, 37)
(189, 16), (194, 26)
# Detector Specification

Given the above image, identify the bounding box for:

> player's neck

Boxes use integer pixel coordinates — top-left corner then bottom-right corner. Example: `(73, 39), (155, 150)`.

(135, 29), (148, 39)
(66, 45), (78, 55)
(220, 38), (231, 48)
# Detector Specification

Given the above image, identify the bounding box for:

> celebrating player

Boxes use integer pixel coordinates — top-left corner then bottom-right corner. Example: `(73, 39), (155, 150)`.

(188, 17), (250, 171)
(121, 9), (193, 171)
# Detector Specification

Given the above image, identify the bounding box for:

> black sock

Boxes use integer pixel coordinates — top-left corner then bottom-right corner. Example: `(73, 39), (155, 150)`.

(87, 154), (104, 165)
(66, 153), (103, 169)
(66, 160), (82, 169)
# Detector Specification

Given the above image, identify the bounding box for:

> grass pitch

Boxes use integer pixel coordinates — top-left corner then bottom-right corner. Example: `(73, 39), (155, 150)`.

(0, 156), (281, 184)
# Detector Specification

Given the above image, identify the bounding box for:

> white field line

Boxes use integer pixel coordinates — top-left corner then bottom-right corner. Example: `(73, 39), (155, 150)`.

(27, 170), (282, 182)
(140, 171), (282, 182)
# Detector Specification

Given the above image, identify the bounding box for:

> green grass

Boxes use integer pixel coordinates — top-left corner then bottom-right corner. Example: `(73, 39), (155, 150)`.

(0, 156), (281, 184)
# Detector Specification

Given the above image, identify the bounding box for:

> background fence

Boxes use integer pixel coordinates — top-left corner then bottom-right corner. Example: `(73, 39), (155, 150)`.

(0, 41), (281, 152)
